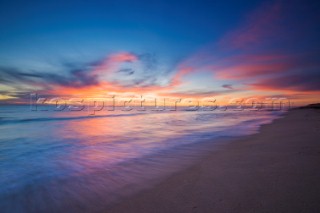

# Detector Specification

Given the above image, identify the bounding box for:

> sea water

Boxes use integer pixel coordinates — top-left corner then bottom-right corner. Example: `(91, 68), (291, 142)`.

(0, 105), (283, 212)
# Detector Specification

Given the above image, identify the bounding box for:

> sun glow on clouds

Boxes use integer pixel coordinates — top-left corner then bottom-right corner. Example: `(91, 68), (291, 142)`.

(0, 94), (16, 100)
(0, 0), (319, 105)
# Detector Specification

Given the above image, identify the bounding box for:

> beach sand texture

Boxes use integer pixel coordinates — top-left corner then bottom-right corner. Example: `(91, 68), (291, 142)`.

(107, 108), (320, 213)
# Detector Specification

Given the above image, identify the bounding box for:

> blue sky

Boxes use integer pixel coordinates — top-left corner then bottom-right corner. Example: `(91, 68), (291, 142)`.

(0, 0), (260, 66)
(0, 0), (320, 104)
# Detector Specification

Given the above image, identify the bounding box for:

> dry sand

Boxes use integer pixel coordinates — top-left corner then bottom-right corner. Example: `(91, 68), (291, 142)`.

(107, 109), (320, 213)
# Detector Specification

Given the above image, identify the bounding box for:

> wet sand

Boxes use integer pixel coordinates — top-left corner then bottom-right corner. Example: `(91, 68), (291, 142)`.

(107, 108), (320, 213)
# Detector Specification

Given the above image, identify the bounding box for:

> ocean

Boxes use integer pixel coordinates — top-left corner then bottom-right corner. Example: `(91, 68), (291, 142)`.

(0, 105), (283, 212)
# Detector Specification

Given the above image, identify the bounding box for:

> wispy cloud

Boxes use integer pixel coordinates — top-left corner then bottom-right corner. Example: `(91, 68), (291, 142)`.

(166, 0), (320, 101)
(1, 0), (319, 104)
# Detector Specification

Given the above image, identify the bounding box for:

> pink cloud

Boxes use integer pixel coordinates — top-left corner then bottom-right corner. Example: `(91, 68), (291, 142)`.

(218, 1), (283, 50)
(250, 73), (320, 92)
(93, 52), (138, 76)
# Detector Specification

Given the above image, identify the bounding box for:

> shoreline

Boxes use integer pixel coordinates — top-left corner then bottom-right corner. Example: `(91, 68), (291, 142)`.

(0, 108), (284, 213)
(107, 108), (320, 213)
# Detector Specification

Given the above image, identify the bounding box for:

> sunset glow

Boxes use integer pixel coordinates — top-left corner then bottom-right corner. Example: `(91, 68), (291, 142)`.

(0, 1), (319, 106)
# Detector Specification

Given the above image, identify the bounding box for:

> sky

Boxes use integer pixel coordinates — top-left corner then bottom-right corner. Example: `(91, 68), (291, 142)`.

(0, 0), (319, 106)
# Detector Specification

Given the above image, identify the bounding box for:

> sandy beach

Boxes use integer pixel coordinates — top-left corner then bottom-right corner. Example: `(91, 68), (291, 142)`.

(107, 108), (320, 213)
